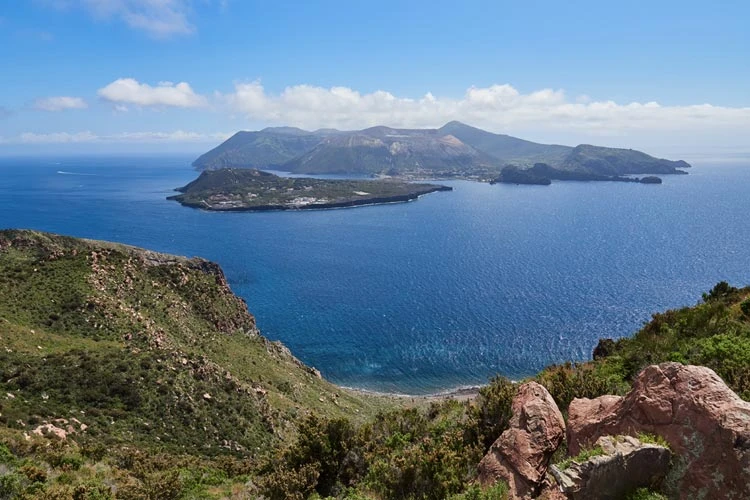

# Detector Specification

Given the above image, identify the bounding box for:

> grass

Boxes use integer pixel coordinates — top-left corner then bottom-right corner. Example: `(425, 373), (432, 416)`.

(556, 445), (606, 470)
(626, 488), (668, 500)
(637, 432), (671, 449)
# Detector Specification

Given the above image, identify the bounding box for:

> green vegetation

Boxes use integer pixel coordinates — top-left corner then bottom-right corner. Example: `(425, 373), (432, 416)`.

(0, 230), (397, 498)
(560, 144), (689, 176)
(492, 163), (665, 186)
(582, 281), (750, 401)
(636, 432), (671, 449)
(625, 488), (668, 500)
(447, 483), (509, 500)
(555, 445), (605, 470)
(192, 127), (322, 171)
(1, 229), (747, 499)
(169, 168), (451, 211)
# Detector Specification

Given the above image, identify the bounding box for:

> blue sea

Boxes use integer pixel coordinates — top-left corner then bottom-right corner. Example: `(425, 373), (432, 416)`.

(1, 155), (749, 394)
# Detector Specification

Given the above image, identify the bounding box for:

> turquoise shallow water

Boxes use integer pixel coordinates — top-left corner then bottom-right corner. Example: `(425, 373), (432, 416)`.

(2, 155), (749, 394)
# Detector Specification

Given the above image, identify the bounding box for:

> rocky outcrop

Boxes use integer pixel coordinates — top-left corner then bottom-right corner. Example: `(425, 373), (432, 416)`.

(567, 363), (750, 499)
(549, 435), (671, 500)
(478, 382), (566, 499)
(32, 423), (69, 440)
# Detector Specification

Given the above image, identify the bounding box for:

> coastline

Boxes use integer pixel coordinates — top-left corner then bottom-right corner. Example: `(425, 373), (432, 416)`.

(343, 384), (485, 403)
(169, 185), (453, 212)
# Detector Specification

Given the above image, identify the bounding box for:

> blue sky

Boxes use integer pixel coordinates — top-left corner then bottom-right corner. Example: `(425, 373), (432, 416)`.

(0, 0), (748, 156)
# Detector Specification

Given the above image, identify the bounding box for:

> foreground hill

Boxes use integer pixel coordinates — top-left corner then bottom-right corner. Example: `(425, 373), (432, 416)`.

(193, 121), (691, 179)
(168, 168), (452, 211)
(0, 230), (400, 497)
(1, 230), (747, 498)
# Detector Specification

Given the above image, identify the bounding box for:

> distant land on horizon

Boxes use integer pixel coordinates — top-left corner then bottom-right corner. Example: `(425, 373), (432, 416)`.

(192, 121), (692, 180)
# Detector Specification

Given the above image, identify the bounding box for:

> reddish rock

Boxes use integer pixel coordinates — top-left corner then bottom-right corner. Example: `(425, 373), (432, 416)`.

(549, 435), (671, 499)
(478, 381), (565, 499)
(567, 363), (750, 499)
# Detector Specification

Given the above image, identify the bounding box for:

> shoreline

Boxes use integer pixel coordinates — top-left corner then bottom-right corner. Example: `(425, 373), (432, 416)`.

(342, 384), (485, 402)
(169, 185), (453, 213)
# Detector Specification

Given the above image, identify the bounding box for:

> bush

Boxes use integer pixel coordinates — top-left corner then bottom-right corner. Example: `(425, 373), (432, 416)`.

(473, 377), (515, 451)
(626, 488), (668, 500)
(741, 299), (750, 318)
(703, 281), (738, 302)
(448, 482), (509, 500)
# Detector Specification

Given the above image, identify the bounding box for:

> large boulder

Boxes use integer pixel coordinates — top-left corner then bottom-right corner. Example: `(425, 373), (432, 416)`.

(478, 381), (565, 499)
(549, 435), (671, 499)
(567, 363), (750, 499)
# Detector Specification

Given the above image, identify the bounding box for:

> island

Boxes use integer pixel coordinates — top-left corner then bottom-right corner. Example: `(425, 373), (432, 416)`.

(192, 122), (691, 182)
(168, 168), (453, 211)
(490, 163), (665, 186)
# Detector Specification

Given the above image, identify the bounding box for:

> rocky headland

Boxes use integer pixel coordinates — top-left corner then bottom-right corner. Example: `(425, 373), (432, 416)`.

(491, 163), (668, 186)
(168, 168), (452, 211)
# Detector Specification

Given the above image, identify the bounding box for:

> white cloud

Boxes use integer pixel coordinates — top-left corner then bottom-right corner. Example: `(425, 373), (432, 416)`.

(33, 96), (88, 112)
(79, 0), (194, 38)
(220, 82), (750, 151)
(18, 131), (98, 143)
(98, 78), (207, 108)
(2, 130), (229, 144)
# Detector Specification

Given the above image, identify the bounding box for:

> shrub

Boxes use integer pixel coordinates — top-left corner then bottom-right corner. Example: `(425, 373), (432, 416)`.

(473, 376), (515, 451)
(626, 488), (668, 500)
(448, 482), (509, 500)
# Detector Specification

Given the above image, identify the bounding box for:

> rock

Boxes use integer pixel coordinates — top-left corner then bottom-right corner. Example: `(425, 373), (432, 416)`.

(567, 363), (750, 499)
(549, 435), (671, 499)
(32, 423), (68, 440)
(202, 392), (212, 401)
(478, 381), (566, 499)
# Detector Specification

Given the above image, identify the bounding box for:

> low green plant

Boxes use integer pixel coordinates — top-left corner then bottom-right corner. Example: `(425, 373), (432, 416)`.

(637, 432), (671, 449)
(448, 482), (509, 500)
(626, 487), (668, 500)
(556, 445), (605, 470)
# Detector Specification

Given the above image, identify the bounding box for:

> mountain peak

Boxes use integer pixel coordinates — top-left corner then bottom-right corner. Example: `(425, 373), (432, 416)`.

(259, 126), (311, 135)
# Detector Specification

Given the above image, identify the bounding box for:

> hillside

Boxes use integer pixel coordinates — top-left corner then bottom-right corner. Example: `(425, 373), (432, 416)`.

(192, 122), (691, 179)
(438, 121), (571, 166)
(0, 230), (397, 497)
(282, 126), (500, 178)
(492, 163), (665, 185)
(168, 168), (452, 211)
(560, 144), (691, 175)
(191, 128), (324, 170)
(1, 230), (747, 498)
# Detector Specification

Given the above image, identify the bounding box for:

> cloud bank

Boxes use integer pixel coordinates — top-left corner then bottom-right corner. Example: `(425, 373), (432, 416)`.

(7, 80), (750, 156)
(2, 130), (228, 144)
(33, 96), (88, 111)
(98, 78), (207, 108)
(221, 82), (750, 137)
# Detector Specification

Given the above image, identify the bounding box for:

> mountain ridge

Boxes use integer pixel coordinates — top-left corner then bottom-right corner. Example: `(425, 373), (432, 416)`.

(193, 121), (691, 179)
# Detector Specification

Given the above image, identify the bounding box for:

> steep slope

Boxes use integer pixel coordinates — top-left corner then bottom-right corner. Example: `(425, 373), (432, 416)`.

(438, 121), (572, 166)
(282, 126), (500, 177)
(0, 230), (395, 456)
(193, 122), (691, 179)
(560, 144), (691, 175)
(192, 128), (324, 170)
